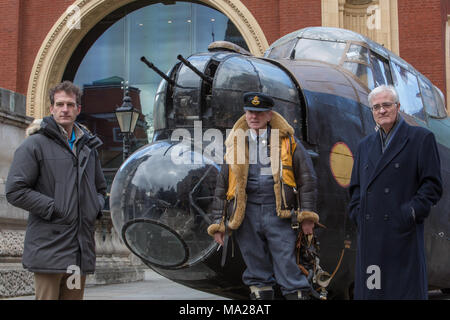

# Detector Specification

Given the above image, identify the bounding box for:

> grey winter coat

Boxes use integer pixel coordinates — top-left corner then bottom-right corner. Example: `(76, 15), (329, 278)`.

(6, 116), (107, 274)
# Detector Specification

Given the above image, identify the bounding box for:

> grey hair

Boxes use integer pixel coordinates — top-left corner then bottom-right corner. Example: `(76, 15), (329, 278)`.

(368, 85), (399, 106)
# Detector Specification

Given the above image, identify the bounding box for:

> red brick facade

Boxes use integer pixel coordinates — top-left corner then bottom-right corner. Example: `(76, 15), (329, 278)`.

(0, 0), (448, 100)
(397, 0), (448, 96)
(0, 0), (70, 94)
(242, 0), (321, 45)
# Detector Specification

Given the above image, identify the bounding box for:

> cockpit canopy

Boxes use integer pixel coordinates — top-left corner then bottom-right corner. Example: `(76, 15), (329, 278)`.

(265, 27), (447, 120)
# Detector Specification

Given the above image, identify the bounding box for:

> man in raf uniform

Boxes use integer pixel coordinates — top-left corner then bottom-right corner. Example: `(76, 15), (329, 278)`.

(208, 92), (320, 300)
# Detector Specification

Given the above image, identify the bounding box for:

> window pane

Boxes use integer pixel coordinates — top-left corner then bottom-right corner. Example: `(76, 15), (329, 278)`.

(215, 56), (259, 91)
(432, 85), (448, 118)
(391, 62), (424, 120)
(73, 2), (246, 131)
(71, 1), (247, 167)
(294, 39), (346, 65)
(265, 38), (297, 59)
(370, 51), (393, 86)
(343, 62), (375, 89)
(346, 44), (370, 64)
(418, 76), (438, 118)
(175, 55), (210, 88)
(154, 90), (167, 131)
(250, 59), (299, 102)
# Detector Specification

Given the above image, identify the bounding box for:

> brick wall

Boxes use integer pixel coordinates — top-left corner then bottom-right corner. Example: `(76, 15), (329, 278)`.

(0, 0), (322, 96)
(0, 0), (448, 99)
(398, 0), (446, 94)
(242, 0), (321, 45)
(0, 0), (21, 92)
(0, 0), (72, 95)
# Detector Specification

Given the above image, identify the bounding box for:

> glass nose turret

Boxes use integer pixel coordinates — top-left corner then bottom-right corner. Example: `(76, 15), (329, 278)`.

(110, 139), (220, 269)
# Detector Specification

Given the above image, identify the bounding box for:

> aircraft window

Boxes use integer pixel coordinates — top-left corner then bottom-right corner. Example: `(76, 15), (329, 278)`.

(176, 55), (210, 88)
(265, 38), (298, 59)
(153, 66), (175, 131)
(391, 62), (425, 120)
(154, 90), (167, 131)
(343, 62), (375, 89)
(293, 39), (346, 65)
(249, 59), (299, 102)
(215, 56), (261, 91)
(418, 76), (440, 118)
(346, 44), (370, 64)
(123, 219), (189, 268)
(370, 51), (393, 86)
(432, 85), (448, 118)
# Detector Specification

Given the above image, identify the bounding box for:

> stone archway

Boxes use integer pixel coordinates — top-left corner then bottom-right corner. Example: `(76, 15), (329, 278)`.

(26, 0), (269, 118)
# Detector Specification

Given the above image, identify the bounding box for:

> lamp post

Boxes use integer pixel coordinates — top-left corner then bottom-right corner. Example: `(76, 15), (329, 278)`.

(115, 90), (140, 161)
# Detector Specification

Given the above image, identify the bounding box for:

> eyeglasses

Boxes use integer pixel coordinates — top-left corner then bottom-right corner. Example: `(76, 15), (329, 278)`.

(370, 102), (397, 112)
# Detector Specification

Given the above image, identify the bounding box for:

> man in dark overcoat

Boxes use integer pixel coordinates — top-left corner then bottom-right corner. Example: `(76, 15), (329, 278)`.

(348, 85), (443, 299)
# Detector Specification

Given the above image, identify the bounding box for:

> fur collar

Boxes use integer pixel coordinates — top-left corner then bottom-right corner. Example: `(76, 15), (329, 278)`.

(223, 111), (294, 230)
(26, 118), (92, 137)
(225, 111), (293, 146)
(26, 119), (43, 137)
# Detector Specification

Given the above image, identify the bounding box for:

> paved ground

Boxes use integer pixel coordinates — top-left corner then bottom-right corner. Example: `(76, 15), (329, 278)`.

(5, 269), (448, 300)
(6, 269), (228, 300)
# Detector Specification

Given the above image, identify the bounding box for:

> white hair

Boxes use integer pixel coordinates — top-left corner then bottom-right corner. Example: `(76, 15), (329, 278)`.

(368, 85), (399, 106)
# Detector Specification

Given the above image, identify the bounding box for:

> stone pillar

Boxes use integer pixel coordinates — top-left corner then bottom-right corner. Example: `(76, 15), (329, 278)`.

(0, 88), (34, 297)
(86, 211), (146, 287)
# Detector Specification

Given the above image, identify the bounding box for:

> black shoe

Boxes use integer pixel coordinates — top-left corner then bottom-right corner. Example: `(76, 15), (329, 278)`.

(250, 290), (274, 300)
(284, 289), (310, 300)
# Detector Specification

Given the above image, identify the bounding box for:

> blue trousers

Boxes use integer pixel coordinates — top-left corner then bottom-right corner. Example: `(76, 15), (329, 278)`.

(235, 202), (310, 295)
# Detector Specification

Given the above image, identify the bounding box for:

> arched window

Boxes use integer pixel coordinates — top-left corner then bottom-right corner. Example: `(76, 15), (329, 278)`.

(63, 1), (248, 202)
(65, 1), (247, 159)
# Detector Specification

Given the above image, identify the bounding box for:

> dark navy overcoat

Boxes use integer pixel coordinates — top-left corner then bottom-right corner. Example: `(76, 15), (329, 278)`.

(348, 118), (442, 299)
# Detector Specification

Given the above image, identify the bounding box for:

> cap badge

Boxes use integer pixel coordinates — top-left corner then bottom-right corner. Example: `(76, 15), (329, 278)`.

(251, 96), (260, 106)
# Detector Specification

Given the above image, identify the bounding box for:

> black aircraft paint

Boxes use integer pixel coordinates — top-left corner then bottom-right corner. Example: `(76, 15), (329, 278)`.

(110, 27), (450, 299)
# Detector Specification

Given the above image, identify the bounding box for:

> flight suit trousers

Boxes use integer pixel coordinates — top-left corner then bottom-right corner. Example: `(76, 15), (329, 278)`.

(234, 202), (310, 296)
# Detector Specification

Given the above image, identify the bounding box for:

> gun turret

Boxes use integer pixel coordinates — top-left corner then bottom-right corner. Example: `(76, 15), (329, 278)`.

(177, 54), (213, 84)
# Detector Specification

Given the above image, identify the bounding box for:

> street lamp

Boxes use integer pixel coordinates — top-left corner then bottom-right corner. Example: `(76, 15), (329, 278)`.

(115, 90), (140, 161)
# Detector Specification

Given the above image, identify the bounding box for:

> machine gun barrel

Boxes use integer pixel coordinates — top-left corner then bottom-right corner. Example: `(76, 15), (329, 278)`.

(140, 56), (176, 87)
(177, 54), (213, 84)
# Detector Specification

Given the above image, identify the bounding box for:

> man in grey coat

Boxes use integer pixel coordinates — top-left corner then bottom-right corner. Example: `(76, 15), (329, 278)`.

(6, 81), (107, 300)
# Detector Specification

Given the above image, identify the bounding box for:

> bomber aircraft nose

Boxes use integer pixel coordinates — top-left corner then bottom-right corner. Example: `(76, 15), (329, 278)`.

(110, 139), (220, 269)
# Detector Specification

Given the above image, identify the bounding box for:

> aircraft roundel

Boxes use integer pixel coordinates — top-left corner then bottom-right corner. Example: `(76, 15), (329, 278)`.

(329, 142), (354, 188)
